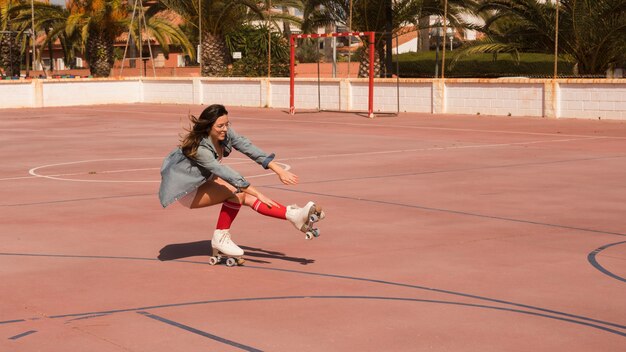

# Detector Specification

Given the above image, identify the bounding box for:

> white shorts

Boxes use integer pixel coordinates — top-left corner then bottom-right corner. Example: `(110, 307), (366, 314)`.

(178, 189), (198, 208)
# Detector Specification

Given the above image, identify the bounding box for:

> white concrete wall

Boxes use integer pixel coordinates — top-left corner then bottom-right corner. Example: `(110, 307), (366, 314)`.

(200, 79), (263, 107)
(142, 79), (195, 105)
(446, 81), (544, 117)
(42, 79), (141, 107)
(1, 77), (625, 120)
(276, 80), (341, 110)
(0, 81), (33, 108)
(268, 80), (291, 108)
(560, 82), (626, 120)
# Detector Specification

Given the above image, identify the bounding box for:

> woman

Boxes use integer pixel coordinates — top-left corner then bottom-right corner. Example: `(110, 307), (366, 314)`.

(159, 104), (324, 264)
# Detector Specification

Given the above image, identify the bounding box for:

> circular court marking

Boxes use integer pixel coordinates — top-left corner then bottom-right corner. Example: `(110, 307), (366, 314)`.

(587, 241), (626, 283)
(1, 256), (625, 339)
(28, 157), (290, 183)
(1, 252), (624, 335)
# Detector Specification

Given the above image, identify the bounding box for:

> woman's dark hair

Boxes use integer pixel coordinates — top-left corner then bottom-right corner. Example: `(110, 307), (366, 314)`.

(180, 104), (228, 159)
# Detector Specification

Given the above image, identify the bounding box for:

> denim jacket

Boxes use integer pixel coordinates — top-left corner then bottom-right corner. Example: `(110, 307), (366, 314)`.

(158, 128), (275, 208)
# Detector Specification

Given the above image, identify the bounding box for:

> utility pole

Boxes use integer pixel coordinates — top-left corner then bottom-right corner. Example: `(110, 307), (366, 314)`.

(385, 0), (393, 77)
(348, 0), (352, 77)
(31, 0), (36, 75)
(553, 0), (559, 79)
(268, 0), (271, 78)
(198, 0), (202, 68)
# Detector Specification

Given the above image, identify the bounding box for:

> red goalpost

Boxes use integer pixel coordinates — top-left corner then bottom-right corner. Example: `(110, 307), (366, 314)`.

(289, 32), (376, 118)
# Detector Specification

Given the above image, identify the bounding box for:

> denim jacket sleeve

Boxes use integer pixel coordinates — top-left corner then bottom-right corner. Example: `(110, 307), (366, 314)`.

(226, 128), (275, 169)
(194, 140), (250, 190)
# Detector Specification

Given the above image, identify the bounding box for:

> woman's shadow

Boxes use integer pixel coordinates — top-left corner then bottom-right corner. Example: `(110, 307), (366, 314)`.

(158, 240), (315, 265)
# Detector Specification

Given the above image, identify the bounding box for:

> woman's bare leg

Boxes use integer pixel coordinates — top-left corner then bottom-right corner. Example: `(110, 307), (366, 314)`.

(191, 179), (324, 240)
(190, 179), (246, 258)
(188, 178), (242, 209)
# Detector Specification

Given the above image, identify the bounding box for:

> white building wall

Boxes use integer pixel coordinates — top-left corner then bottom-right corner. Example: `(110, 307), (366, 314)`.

(396, 38), (419, 54)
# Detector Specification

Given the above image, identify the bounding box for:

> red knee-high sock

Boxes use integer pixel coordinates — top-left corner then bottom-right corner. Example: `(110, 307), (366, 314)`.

(215, 201), (242, 230)
(252, 199), (287, 219)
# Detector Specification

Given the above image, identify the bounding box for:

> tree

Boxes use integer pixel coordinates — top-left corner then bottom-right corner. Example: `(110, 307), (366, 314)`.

(158, 0), (255, 76)
(9, 0), (195, 77)
(125, 2), (195, 64)
(160, 0), (309, 76)
(459, 0), (626, 75)
(9, 1), (75, 72)
(303, 0), (477, 77)
(251, 0), (303, 76)
(63, 0), (128, 77)
(225, 23), (290, 76)
(0, 0), (21, 76)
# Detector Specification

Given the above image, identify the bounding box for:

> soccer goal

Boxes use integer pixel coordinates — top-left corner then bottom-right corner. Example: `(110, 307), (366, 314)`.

(289, 32), (376, 118)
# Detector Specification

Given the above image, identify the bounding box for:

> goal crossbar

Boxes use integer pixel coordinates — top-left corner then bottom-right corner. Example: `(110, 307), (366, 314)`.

(289, 32), (375, 118)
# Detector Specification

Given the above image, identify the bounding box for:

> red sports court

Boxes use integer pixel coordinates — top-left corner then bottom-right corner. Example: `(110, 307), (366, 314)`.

(1, 104), (625, 351)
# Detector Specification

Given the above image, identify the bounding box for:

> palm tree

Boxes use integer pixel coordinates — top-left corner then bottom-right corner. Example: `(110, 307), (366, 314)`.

(0, 0), (21, 76)
(459, 0), (626, 75)
(159, 0), (264, 76)
(225, 23), (291, 76)
(6, 0), (124, 76)
(9, 1), (72, 73)
(10, 0), (195, 77)
(63, 0), (128, 77)
(124, 2), (195, 66)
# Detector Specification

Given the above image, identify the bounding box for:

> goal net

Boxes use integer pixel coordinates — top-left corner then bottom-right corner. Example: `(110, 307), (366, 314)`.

(289, 32), (375, 118)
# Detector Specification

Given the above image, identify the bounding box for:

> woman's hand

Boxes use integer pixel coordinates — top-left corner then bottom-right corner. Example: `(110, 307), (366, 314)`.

(256, 192), (279, 208)
(242, 185), (279, 208)
(277, 170), (298, 185)
(268, 161), (298, 185)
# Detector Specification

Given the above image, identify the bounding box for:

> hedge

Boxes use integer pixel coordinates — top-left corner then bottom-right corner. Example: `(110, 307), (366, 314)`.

(394, 52), (577, 78)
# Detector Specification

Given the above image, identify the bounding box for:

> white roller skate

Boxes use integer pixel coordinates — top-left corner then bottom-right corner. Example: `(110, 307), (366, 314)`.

(209, 229), (245, 267)
(286, 201), (325, 240)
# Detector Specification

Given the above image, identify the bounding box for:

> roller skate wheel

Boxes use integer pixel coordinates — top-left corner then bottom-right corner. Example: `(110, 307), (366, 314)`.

(311, 228), (320, 237)
(225, 257), (237, 267)
(209, 256), (219, 266)
(305, 232), (313, 240)
(309, 213), (320, 223)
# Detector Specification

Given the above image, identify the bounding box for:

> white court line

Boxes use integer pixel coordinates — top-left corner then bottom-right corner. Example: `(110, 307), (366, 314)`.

(71, 107), (626, 140)
(24, 158), (290, 183)
(0, 136), (611, 183)
(279, 136), (608, 161)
